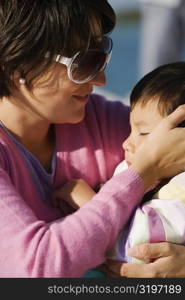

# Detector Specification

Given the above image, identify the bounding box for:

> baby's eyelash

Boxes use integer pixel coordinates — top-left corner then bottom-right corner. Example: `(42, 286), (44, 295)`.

(139, 133), (149, 136)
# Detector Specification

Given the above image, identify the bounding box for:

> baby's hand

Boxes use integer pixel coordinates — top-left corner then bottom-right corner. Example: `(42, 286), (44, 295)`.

(51, 179), (96, 210)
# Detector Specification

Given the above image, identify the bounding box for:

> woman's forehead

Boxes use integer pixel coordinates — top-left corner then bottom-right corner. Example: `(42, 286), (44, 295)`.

(67, 32), (104, 55)
(55, 3), (114, 56)
(89, 15), (102, 36)
(78, 16), (103, 47)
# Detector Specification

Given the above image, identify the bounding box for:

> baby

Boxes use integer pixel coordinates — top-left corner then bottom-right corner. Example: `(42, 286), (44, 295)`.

(52, 62), (185, 265)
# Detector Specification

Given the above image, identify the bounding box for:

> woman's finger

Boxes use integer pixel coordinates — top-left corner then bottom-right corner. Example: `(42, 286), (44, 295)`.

(127, 242), (175, 260)
(119, 262), (159, 278)
(160, 105), (185, 130)
(105, 259), (159, 278)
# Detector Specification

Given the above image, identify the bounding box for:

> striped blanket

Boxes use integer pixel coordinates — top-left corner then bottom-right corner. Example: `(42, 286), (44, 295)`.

(108, 161), (185, 263)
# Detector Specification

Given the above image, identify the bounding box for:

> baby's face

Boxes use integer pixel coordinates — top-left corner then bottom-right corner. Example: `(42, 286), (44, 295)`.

(123, 100), (164, 166)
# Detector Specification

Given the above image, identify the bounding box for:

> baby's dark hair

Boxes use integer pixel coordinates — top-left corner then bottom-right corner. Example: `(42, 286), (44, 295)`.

(130, 62), (185, 117)
(0, 0), (115, 97)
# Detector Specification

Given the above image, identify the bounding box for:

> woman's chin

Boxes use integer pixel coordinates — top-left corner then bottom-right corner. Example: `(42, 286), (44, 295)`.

(66, 111), (86, 124)
(72, 111), (86, 123)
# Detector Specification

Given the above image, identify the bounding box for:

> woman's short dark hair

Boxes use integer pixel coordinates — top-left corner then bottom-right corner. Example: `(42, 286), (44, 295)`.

(130, 62), (185, 116)
(0, 0), (116, 97)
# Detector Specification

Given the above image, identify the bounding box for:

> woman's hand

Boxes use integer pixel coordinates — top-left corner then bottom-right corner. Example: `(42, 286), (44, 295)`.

(51, 179), (95, 210)
(105, 242), (185, 278)
(132, 105), (185, 190)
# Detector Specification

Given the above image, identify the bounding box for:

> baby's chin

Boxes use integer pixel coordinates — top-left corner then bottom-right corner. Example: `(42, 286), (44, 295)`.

(126, 160), (132, 167)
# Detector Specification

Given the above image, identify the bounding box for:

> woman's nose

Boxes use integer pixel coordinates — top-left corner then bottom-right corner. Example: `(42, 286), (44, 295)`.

(89, 71), (106, 87)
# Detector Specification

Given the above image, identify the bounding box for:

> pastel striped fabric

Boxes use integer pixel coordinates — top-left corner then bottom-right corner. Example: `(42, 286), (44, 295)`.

(108, 161), (185, 263)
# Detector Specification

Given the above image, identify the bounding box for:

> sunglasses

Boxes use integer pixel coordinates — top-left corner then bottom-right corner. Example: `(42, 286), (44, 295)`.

(54, 36), (113, 84)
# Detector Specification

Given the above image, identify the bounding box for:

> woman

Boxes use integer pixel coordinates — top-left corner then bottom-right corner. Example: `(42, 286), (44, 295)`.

(0, 0), (185, 277)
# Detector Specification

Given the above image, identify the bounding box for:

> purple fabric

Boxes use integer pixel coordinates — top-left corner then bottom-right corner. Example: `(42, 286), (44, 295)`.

(143, 205), (166, 243)
(0, 121), (56, 203)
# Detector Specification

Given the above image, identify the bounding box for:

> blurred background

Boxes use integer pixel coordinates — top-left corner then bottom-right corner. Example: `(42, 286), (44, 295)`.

(95, 0), (185, 103)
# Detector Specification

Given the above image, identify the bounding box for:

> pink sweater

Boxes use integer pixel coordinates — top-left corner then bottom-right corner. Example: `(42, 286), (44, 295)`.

(0, 94), (144, 277)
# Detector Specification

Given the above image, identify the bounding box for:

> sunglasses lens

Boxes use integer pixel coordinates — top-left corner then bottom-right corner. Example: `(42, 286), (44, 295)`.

(69, 36), (113, 83)
(71, 50), (107, 82)
(102, 36), (113, 54)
